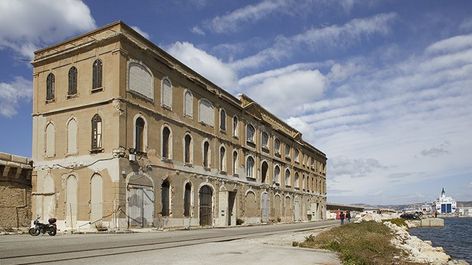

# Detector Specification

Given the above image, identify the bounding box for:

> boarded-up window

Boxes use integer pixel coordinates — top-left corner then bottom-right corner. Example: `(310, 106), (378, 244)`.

(91, 114), (102, 150)
(203, 141), (210, 168)
(90, 174), (103, 222)
(67, 119), (77, 154)
(184, 90), (193, 117)
(246, 156), (255, 178)
(45, 123), (55, 157)
(285, 169), (291, 187)
(161, 78), (172, 108)
(199, 99), (214, 126)
(161, 180), (170, 216)
(129, 63), (153, 100)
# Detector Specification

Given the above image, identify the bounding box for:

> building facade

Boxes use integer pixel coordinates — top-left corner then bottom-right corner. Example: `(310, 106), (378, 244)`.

(31, 22), (327, 231)
(0, 152), (32, 229)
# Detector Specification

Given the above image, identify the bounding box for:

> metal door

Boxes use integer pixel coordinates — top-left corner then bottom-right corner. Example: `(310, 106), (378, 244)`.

(261, 192), (269, 223)
(294, 198), (301, 222)
(199, 186), (212, 226)
(128, 186), (155, 228)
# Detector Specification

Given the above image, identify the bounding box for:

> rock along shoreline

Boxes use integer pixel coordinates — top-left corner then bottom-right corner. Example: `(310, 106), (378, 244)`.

(357, 213), (469, 265)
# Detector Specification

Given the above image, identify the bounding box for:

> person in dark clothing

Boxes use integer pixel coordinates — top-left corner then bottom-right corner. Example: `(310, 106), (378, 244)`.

(346, 210), (351, 223)
(340, 211), (345, 225)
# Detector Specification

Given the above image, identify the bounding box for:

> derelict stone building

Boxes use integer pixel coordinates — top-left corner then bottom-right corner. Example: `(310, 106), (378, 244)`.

(31, 21), (327, 231)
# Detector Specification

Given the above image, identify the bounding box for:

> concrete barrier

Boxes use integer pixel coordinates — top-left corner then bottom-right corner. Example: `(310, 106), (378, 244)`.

(420, 218), (444, 227)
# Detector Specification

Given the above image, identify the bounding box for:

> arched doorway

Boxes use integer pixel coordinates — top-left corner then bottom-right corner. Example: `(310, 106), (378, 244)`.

(127, 174), (154, 228)
(294, 196), (301, 222)
(261, 192), (270, 223)
(66, 175), (78, 230)
(199, 185), (213, 226)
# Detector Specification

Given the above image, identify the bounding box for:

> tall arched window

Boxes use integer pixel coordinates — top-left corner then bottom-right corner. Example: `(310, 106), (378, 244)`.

(294, 173), (299, 189)
(232, 116), (238, 137)
(161, 78), (172, 108)
(92, 59), (102, 90)
(203, 141), (210, 168)
(184, 182), (192, 217)
(261, 132), (269, 148)
(184, 134), (192, 164)
(261, 161), (268, 184)
(199, 99), (214, 126)
(46, 73), (55, 101)
(219, 146), (226, 172)
(246, 124), (255, 143)
(161, 180), (170, 216)
(295, 149), (300, 162)
(232, 150), (238, 175)
(67, 118), (77, 154)
(162, 126), (171, 159)
(285, 144), (291, 158)
(68, 67), (77, 96)
(274, 138), (281, 154)
(220, 109), (226, 131)
(302, 175), (306, 191)
(246, 156), (255, 179)
(91, 114), (102, 151)
(274, 165), (280, 185)
(184, 90), (193, 117)
(45, 123), (55, 157)
(135, 117), (145, 152)
(285, 169), (291, 187)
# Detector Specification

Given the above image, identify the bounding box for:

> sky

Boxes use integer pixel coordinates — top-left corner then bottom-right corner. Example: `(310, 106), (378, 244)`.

(0, 0), (471, 205)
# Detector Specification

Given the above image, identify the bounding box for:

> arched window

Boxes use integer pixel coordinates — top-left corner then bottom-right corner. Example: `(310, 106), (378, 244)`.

(67, 118), (77, 154)
(246, 156), (255, 179)
(92, 59), (102, 90)
(161, 180), (170, 216)
(129, 62), (153, 99)
(246, 124), (255, 143)
(135, 117), (145, 152)
(232, 116), (238, 137)
(184, 182), (192, 217)
(274, 165), (280, 185)
(68, 67), (77, 96)
(261, 161), (268, 184)
(219, 146), (226, 172)
(232, 150), (238, 176)
(274, 138), (280, 154)
(294, 173), (299, 189)
(45, 123), (55, 157)
(184, 134), (193, 164)
(162, 126), (171, 159)
(285, 144), (291, 158)
(91, 114), (102, 151)
(220, 109), (226, 131)
(199, 99), (214, 126)
(261, 132), (269, 148)
(161, 78), (172, 108)
(294, 149), (300, 162)
(203, 141), (210, 168)
(285, 169), (291, 187)
(46, 73), (55, 101)
(184, 90), (193, 117)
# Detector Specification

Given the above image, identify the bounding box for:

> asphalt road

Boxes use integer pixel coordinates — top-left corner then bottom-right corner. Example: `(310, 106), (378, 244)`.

(0, 220), (339, 265)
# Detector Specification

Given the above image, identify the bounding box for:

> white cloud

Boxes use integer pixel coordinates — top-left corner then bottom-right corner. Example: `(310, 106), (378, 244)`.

(230, 13), (396, 71)
(191, 26), (205, 36)
(131, 26), (150, 39)
(0, 0), (96, 60)
(244, 69), (326, 117)
(0, 77), (32, 117)
(425, 34), (472, 55)
(207, 0), (289, 33)
(166, 42), (237, 89)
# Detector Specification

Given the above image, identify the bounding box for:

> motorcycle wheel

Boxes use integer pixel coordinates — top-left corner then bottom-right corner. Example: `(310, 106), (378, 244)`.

(48, 227), (57, 236)
(29, 228), (40, 236)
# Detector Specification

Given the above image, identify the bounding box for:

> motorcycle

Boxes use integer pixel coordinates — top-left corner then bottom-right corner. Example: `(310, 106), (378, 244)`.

(28, 217), (57, 236)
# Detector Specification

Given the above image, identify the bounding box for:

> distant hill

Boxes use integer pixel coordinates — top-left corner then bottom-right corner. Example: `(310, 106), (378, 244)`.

(351, 201), (472, 210)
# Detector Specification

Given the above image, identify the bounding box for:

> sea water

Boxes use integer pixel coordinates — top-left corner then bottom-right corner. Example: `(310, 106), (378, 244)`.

(409, 217), (472, 263)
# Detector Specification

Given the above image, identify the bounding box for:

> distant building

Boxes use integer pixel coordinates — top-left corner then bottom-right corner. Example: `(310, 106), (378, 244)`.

(457, 202), (472, 217)
(432, 188), (457, 214)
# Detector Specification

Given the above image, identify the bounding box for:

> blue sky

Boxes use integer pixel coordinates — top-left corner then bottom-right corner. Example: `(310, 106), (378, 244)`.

(0, 0), (471, 205)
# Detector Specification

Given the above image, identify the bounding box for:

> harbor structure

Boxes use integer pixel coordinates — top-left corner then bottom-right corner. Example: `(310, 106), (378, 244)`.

(31, 21), (327, 231)
(433, 188), (457, 214)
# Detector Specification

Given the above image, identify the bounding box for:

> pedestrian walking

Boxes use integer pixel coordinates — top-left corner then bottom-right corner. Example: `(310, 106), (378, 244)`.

(340, 211), (345, 225)
(346, 210), (351, 223)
